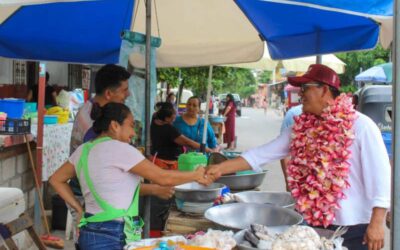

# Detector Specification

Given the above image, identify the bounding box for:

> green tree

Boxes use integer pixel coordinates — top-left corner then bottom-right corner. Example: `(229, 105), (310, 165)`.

(335, 45), (390, 86)
(157, 66), (256, 99)
(258, 70), (272, 83)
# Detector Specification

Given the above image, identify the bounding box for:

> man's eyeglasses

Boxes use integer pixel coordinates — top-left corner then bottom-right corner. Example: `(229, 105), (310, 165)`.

(300, 83), (323, 92)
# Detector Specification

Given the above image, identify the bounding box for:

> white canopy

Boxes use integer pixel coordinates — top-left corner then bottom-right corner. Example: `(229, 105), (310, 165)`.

(222, 45), (346, 73)
(129, 0), (264, 68)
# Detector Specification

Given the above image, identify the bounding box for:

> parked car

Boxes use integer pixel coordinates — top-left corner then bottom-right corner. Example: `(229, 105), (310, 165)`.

(218, 93), (242, 116)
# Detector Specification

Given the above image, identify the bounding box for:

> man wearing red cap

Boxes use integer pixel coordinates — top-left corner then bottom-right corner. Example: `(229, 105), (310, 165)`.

(207, 64), (390, 250)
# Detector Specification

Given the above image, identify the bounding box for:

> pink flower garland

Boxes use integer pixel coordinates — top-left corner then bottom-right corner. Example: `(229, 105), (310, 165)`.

(287, 94), (357, 227)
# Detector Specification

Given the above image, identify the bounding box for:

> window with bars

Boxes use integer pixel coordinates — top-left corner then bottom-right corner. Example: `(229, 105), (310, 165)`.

(13, 60), (27, 85)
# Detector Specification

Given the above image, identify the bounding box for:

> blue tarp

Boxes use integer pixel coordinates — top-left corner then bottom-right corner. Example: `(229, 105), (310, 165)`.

(235, 0), (392, 59)
(0, 0), (393, 63)
(0, 0), (134, 64)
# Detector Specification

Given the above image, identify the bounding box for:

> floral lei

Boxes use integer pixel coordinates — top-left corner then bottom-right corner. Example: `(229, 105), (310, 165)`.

(287, 93), (357, 227)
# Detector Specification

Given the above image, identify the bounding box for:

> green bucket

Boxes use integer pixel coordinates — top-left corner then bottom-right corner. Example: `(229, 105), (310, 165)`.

(178, 152), (207, 172)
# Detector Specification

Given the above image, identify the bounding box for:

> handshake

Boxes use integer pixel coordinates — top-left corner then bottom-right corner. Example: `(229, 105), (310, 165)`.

(194, 165), (222, 186)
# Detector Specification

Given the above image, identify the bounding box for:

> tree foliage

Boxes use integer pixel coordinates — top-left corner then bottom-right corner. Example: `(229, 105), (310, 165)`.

(157, 66), (257, 99)
(335, 45), (390, 86)
(257, 70), (272, 83)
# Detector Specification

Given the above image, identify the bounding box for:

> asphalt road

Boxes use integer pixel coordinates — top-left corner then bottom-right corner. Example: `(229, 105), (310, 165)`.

(234, 107), (286, 192)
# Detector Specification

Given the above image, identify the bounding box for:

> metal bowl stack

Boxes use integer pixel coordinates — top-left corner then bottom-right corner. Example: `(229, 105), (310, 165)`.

(216, 170), (268, 191)
(208, 152), (267, 191)
(204, 203), (303, 231)
(174, 182), (226, 214)
(234, 191), (295, 209)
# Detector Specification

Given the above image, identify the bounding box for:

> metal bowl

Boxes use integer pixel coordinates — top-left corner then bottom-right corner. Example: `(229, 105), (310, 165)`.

(175, 199), (214, 214)
(234, 191), (295, 209)
(209, 115), (226, 123)
(174, 182), (225, 202)
(204, 203), (303, 231)
(216, 170), (267, 191)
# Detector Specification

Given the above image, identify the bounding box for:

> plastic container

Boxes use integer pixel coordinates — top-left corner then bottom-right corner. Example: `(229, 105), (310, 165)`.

(0, 99), (25, 119)
(44, 115), (58, 124)
(178, 152), (207, 172)
(0, 112), (6, 127)
(24, 102), (37, 114)
(0, 119), (30, 135)
(382, 132), (392, 158)
(46, 106), (69, 124)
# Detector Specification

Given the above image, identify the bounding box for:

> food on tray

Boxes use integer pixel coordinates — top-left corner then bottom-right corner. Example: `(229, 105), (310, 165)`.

(188, 229), (236, 250)
(272, 226), (321, 250)
(240, 224), (342, 250)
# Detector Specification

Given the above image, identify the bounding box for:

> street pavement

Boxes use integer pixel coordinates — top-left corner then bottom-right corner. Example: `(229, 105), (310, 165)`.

(235, 107), (286, 192)
(235, 107), (390, 250)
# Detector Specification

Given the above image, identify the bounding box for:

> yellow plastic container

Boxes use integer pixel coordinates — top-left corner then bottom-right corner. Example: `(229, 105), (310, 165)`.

(46, 106), (69, 124)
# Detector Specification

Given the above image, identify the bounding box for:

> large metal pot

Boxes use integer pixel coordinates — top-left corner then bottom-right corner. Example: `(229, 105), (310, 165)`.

(234, 191), (295, 209)
(204, 203), (303, 231)
(216, 170), (267, 191)
(174, 182), (225, 202)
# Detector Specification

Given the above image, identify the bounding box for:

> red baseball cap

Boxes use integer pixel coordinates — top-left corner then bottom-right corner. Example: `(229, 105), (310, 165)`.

(288, 64), (340, 90)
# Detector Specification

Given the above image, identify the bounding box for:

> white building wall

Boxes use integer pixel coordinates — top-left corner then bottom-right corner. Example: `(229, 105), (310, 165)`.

(44, 61), (69, 87)
(0, 57), (13, 84)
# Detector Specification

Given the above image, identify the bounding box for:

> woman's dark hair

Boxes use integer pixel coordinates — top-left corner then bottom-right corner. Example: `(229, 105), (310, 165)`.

(154, 102), (176, 121)
(226, 94), (236, 107)
(187, 96), (201, 106)
(90, 102), (132, 134)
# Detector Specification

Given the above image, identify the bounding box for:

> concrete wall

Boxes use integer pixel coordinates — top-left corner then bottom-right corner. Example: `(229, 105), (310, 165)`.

(0, 58), (13, 84)
(45, 61), (69, 87)
(0, 146), (36, 212)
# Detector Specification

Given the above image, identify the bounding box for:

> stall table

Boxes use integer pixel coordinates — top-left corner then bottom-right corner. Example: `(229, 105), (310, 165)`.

(31, 123), (73, 181)
(163, 208), (215, 236)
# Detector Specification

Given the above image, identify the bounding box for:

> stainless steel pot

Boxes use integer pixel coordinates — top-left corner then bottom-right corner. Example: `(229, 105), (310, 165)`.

(204, 203), (303, 231)
(174, 182), (226, 202)
(234, 191), (295, 209)
(216, 170), (267, 191)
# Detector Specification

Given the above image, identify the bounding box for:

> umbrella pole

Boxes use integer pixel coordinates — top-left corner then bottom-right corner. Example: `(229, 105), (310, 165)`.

(201, 66), (213, 153)
(392, 0), (400, 248)
(143, 0), (152, 238)
(316, 55), (322, 64)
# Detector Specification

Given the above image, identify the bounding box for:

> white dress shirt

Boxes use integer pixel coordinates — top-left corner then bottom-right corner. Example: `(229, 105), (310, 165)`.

(242, 111), (391, 226)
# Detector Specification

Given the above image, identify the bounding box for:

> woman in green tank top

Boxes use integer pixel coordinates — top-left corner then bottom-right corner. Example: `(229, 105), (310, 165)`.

(50, 103), (211, 250)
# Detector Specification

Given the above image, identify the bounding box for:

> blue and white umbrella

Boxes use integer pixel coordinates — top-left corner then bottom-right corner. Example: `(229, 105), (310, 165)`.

(355, 62), (393, 83)
(235, 0), (393, 60)
(0, 0), (393, 65)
